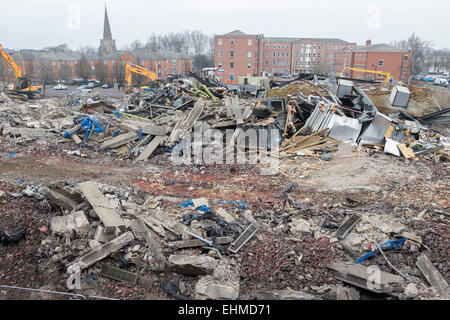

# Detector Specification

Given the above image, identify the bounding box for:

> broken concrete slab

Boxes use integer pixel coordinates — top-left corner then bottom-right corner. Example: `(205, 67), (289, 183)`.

(195, 277), (240, 300)
(169, 255), (217, 275)
(216, 207), (236, 223)
(271, 288), (319, 300)
(99, 132), (139, 150)
(43, 186), (83, 211)
(416, 254), (450, 299)
(50, 211), (89, 238)
(67, 231), (134, 274)
(328, 263), (405, 294)
(134, 136), (165, 162)
(77, 181), (125, 233)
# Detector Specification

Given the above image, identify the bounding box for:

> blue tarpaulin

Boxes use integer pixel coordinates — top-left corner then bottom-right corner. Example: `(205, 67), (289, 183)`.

(63, 117), (105, 141)
(355, 238), (407, 264)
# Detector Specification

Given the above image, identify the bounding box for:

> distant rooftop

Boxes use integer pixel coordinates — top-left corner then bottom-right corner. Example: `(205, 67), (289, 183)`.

(217, 30), (352, 44)
(351, 43), (409, 52)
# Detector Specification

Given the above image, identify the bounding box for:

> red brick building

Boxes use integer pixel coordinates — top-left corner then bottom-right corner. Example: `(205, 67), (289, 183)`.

(214, 30), (356, 81)
(336, 40), (412, 83)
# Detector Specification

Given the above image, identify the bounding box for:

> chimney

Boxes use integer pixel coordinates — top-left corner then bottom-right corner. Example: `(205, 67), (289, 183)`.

(366, 40), (372, 46)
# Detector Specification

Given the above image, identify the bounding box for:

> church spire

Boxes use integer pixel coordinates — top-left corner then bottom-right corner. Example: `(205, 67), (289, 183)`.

(103, 5), (112, 40)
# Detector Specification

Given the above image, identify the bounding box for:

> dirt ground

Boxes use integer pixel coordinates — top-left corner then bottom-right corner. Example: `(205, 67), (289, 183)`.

(1, 138), (448, 300)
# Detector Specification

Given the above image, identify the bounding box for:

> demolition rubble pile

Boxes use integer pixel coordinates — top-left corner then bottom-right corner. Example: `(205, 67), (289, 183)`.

(1, 77), (449, 164)
(0, 75), (449, 300)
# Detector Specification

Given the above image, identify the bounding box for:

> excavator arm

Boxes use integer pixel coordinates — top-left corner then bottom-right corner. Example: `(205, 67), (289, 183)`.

(125, 62), (157, 87)
(0, 44), (22, 79)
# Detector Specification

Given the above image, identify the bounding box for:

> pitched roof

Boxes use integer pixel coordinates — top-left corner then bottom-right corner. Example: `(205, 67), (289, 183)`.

(351, 43), (408, 53)
(223, 30), (248, 36)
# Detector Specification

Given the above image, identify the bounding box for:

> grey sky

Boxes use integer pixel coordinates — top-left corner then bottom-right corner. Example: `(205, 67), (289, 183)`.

(1, 0), (449, 50)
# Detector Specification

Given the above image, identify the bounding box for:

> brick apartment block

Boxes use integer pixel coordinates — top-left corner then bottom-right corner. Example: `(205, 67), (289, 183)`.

(215, 30), (412, 83)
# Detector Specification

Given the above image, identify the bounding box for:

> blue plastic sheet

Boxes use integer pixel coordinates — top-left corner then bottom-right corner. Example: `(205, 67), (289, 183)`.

(218, 200), (246, 210)
(179, 200), (213, 213)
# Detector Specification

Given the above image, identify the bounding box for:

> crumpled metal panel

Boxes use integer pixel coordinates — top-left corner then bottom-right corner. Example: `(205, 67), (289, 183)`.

(305, 104), (362, 141)
(359, 112), (393, 146)
(328, 115), (362, 142)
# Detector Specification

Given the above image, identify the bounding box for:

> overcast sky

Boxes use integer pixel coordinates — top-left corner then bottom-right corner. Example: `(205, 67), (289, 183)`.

(1, 0), (449, 51)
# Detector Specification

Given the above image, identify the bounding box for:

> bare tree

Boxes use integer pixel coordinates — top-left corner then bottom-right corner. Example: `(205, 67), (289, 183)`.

(391, 33), (433, 75)
(95, 60), (107, 83)
(79, 46), (97, 55)
(75, 55), (90, 81)
(37, 60), (56, 95)
(113, 61), (126, 86)
(59, 63), (73, 82)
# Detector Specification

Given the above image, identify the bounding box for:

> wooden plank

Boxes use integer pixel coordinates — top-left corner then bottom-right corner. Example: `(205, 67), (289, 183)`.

(134, 136), (165, 162)
(71, 134), (82, 144)
(77, 181), (125, 232)
(397, 144), (415, 159)
(416, 254), (450, 299)
(100, 132), (139, 150)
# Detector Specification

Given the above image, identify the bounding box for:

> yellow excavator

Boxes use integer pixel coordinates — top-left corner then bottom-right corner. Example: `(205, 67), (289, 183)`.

(125, 62), (158, 87)
(338, 67), (391, 83)
(0, 43), (42, 100)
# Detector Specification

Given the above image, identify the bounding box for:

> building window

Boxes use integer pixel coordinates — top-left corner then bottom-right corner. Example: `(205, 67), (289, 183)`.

(403, 55), (409, 61)
(266, 45), (269, 49)
(218, 39), (222, 45)
(218, 51), (222, 57)
(402, 66), (408, 73)
(172, 66), (176, 71)
(273, 45), (276, 49)
(266, 52), (269, 57)
(277, 53), (280, 57)
(282, 53), (284, 57)
(282, 45), (284, 49)
(230, 62), (234, 68)
(230, 40), (235, 45)
(248, 40), (252, 46)
(401, 77), (406, 82)
(296, 52), (299, 58)
(378, 59), (384, 67)
(247, 63), (251, 69)
(218, 62), (223, 68)
(287, 45), (289, 49)
(278, 45), (280, 49)
(104, 60), (107, 65)
(265, 60), (268, 65)
(230, 51), (234, 57)
(248, 51), (252, 58)
(273, 53), (276, 57)
(286, 53), (289, 57)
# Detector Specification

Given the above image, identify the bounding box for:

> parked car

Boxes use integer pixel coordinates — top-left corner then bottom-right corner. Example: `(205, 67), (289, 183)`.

(102, 84), (112, 89)
(78, 85), (88, 90)
(88, 80), (100, 88)
(53, 84), (68, 90)
(281, 74), (292, 78)
(80, 88), (94, 95)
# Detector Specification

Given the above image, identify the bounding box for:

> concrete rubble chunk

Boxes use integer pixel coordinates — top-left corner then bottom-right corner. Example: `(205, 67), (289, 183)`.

(169, 254), (217, 275)
(99, 132), (139, 150)
(416, 254), (450, 299)
(67, 231), (134, 274)
(50, 211), (89, 238)
(77, 181), (125, 233)
(195, 262), (240, 300)
(216, 207), (236, 223)
(271, 288), (319, 300)
(328, 263), (405, 294)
